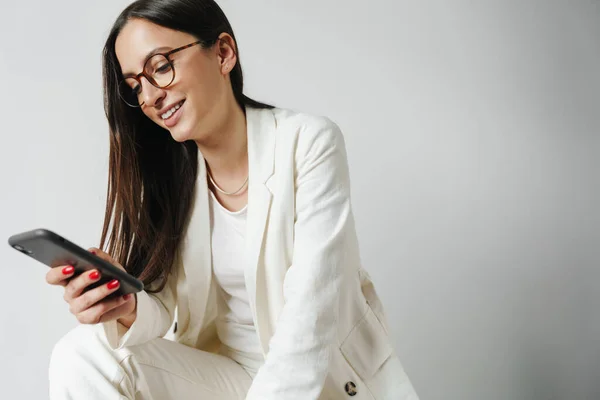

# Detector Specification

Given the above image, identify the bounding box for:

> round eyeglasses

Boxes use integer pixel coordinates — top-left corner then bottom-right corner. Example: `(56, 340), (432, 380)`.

(118, 40), (203, 107)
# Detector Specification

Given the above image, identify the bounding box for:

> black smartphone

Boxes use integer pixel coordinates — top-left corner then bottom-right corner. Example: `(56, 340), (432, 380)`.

(8, 228), (144, 298)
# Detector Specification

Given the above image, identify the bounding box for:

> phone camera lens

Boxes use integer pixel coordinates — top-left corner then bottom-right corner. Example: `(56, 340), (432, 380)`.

(14, 245), (32, 254)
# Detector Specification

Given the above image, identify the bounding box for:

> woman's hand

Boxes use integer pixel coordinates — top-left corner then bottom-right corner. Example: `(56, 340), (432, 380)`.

(45, 247), (137, 327)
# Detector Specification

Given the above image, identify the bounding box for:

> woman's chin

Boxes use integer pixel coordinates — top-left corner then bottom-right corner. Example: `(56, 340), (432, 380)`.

(168, 127), (192, 143)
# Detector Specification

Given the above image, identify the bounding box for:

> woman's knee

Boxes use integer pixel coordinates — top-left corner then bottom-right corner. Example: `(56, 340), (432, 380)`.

(49, 324), (133, 397)
(50, 325), (106, 369)
(50, 325), (91, 372)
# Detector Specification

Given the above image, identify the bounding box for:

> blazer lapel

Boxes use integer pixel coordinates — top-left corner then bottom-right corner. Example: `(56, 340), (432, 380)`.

(244, 107), (277, 347)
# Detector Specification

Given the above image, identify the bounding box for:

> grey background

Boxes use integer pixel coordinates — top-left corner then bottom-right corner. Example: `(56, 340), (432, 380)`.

(0, 1), (598, 399)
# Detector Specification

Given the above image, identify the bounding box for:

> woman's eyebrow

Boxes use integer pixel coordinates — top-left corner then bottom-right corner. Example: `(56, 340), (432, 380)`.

(122, 46), (172, 77)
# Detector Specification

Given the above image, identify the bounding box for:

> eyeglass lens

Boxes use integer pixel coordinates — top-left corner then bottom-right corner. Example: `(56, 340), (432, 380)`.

(118, 54), (175, 107)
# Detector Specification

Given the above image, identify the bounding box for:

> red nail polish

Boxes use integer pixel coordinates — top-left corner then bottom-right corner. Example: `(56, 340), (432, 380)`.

(107, 279), (120, 290)
(89, 271), (100, 280)
(123, 294), (131, 301)
(62, 266), (74, 275)
(90, 250), (96, 255)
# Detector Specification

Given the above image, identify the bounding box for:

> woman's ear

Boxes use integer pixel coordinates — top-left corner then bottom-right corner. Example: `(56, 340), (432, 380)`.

(217, 34), (237, 74)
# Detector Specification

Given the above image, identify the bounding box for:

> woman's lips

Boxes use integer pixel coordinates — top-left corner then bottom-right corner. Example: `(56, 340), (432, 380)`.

(163, 100), (185, 128)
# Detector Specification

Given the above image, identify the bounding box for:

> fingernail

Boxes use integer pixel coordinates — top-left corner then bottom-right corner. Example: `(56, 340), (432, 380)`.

(89, 271), (100, 280)
(90, 250), (96, 255)
(107, 279), (120, 290)
(62, 266), (74, 275)
(123, 294), (131, 300)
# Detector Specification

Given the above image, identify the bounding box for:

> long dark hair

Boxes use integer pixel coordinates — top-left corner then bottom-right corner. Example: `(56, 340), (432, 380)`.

(100, 0), (273, 292)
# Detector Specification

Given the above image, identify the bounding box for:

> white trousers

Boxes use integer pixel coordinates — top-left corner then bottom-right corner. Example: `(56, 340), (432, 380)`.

(49, 324), (255, 399)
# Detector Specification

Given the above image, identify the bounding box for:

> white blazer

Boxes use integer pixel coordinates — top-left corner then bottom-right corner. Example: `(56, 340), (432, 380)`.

(103, 107), (419, 399)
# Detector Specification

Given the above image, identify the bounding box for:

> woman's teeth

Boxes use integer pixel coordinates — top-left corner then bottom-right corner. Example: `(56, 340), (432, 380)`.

(161, 101), (184, 120)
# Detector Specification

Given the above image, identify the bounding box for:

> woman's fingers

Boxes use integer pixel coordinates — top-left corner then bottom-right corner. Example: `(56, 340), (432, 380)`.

(96, 295), (136, 324)
(46, 247), (119, 288)
(46, 264), (76, 287)
(69, 278), (121, 314)
(45, 246), (136, 325)
(75, 293), (135, 325)
(63, 247), (126, 302)
(63, 268), (104, 302)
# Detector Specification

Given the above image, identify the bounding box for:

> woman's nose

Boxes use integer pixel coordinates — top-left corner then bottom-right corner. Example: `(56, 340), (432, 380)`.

(140, 77), (165, 108)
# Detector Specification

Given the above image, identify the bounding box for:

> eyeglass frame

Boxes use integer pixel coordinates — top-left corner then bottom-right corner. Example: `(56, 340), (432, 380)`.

(118, 39), (204, 107)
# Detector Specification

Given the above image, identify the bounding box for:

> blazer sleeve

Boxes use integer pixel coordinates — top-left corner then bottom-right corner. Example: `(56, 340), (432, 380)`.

(102, 264), (178, 350)
(246, 117), (353, 399)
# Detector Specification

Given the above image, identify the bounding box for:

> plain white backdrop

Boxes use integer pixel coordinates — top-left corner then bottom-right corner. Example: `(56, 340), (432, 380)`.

(0, 1), (598, 399)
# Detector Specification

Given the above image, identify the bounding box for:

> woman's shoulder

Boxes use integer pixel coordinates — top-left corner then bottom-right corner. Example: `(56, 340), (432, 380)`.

(268, 107), (345, 148)
(270, 107), (339, 131)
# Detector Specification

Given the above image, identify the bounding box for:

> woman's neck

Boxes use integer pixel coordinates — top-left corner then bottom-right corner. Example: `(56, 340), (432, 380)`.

(195, 101), (248, 180)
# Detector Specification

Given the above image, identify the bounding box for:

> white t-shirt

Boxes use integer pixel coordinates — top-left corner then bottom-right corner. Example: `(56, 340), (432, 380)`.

(208, 190), (264, 375)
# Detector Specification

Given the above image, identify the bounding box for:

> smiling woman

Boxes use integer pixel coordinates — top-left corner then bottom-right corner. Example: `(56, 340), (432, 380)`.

(101, 5), (273, 287)
(46, 0), (420, 399)
(112, 18), (253, 142)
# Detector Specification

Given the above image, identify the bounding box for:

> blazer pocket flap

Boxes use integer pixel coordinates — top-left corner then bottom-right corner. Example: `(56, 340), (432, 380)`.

(340, 306), (394, 381)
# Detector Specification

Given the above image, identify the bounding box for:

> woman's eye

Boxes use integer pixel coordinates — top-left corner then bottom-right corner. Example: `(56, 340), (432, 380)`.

(155, 63), (172, 74)
(132, 85), (141, 94)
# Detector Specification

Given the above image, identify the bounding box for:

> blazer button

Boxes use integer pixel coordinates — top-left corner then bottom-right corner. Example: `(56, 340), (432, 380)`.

(344, 381), (357, 396)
